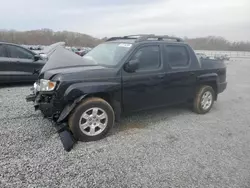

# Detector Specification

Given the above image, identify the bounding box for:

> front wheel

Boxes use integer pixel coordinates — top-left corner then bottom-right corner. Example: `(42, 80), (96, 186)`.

(193, 85), (215, 114)
(68, 97), (115, 142)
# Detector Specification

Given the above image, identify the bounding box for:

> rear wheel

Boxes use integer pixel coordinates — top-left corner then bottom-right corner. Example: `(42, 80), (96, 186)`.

(68, 97), (115, 141)
(193, 85), (215, 114)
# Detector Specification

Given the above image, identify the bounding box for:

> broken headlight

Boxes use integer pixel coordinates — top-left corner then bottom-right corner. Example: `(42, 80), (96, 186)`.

(39, 79), (57, 91)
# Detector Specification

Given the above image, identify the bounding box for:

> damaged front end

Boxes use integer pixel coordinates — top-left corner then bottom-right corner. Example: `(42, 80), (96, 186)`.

(26, 81), (76, 152)
(25, 46), (102, 151)
(26, 82), (59, 119)
(26, 82), (39, 102)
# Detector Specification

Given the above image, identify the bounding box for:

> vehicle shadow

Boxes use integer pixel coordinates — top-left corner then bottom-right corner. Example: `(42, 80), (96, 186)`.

(112, 104), (192, 134)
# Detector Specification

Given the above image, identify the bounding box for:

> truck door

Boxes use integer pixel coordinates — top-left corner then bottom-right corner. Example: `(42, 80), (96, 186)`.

(122, 44), (167, 112)
(163, 44), (197, 104)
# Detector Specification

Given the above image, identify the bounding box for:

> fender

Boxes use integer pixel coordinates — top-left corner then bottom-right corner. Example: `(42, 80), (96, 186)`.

(63, 81), (121, 102)
(57, 94), (87, 123)
(197, 73), (218, 83)
(196, 73), (219, 100)
(57, 81), (122, 123)
(57, 94), (122, 123)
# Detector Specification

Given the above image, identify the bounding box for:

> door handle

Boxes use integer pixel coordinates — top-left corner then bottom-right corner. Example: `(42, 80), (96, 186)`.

(190, 72), (195, 76)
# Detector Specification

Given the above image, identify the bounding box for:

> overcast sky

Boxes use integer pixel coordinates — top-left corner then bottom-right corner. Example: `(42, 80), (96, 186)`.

(0, 0), (249, 41)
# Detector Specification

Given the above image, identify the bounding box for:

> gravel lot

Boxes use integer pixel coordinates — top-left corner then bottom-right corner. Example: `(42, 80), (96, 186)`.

(0, 58), (250, 188)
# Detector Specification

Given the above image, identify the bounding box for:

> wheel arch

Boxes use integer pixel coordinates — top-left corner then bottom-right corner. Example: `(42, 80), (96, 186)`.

(197, 73), (219, 100)
(198, 81), (218, 100)
(83, 92), (121, 121)
(57, 92), (121, 123)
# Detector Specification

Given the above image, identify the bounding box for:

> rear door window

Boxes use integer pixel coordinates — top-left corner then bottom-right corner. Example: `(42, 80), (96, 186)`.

(7, 45), (34, 59)
(165, 45), (190, 68)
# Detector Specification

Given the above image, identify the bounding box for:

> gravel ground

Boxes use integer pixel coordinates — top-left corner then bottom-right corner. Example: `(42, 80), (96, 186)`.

(0, 58), (250, 188)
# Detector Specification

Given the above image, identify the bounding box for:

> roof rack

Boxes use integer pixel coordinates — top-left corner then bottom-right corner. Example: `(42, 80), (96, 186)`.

(106, 34), (184, 42)
(105, 35), (143, 41)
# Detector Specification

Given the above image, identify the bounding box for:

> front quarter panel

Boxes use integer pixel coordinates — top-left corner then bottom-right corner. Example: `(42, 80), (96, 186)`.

(63, 80), (122, 102)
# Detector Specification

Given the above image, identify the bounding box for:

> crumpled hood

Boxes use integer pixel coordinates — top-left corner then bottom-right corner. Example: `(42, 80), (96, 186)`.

(40, 46), (97, 73)
(39, 46), (117, 80)
(42, 65), (109, 80)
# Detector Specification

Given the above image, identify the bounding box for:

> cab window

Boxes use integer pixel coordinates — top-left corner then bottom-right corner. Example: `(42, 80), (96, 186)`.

(131, 45), (160, 71)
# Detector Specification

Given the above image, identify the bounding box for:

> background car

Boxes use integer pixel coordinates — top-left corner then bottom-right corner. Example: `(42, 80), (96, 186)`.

(223, 54), (230, 61)
(196, 52), (210, 60)
(0, 42), (46, 83)
(214, 54), (230, 61)
(75, 49), (90, 57)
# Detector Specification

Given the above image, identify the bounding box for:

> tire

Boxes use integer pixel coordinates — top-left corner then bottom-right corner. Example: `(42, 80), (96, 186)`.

(193, 85), (215, 114)
(68, 97), (115, 142)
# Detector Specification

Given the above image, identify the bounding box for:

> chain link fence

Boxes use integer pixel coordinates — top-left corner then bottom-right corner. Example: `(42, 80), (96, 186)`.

(195, 50), (250, 58)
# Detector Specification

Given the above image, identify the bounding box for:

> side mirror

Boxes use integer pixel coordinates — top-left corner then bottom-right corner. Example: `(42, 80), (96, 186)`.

(124, 59), (139, 73)
(34, 54), (41, 61)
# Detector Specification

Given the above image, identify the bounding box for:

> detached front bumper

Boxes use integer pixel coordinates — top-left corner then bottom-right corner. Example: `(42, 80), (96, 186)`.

(26, 94), (36, 102)
(26, 82), (38, 102)
(26, 93), (56, 117)
(218, 82), (227, 93)
(26, 82), (84, 124)
(26, 83), (76, 152)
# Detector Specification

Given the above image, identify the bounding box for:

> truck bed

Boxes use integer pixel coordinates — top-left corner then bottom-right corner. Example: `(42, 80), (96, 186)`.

(200, 59), (226, 70)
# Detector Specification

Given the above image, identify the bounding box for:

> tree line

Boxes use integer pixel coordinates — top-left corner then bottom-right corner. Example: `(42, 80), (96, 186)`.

(0, 29), (249, 51)
(0, 29), (101, 47)
(185, 36), (250, 51)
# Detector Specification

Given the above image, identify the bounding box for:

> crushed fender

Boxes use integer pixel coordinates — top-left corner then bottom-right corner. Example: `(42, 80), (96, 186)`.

(57, 123), (76, 152)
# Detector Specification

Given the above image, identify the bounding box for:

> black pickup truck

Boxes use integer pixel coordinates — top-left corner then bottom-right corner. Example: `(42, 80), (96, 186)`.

(26, 35), (227, 144)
